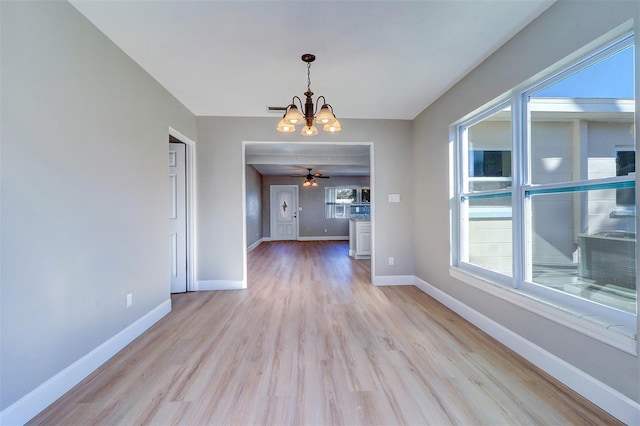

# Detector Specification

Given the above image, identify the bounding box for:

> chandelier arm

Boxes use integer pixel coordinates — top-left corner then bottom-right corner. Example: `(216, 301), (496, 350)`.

(314, 95), (326, 112)
(290, 96), (303, 110)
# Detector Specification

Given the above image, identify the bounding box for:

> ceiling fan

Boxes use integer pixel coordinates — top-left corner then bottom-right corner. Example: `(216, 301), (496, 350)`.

(292, 168), (330, 187)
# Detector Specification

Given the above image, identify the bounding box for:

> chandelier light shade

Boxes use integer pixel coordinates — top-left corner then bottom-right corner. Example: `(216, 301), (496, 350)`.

(277, 54), (342, 136)
(323, 117), (342, 133)
(276, 116), (296, 133)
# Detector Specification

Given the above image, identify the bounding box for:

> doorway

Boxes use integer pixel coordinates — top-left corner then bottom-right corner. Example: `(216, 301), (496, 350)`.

(169, 130), (196, 293)
(243, 141), (374, 287)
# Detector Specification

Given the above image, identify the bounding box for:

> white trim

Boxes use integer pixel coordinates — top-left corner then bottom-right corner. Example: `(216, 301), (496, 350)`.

(369, 143), (375, 286)
(169, 127), (197, 292)
(297, 236), (349, 241)
(196, 280), (246, 291)
(242, 144), (248, 289)
(372, 275), (414, 286)
(247, 238), (263, 252)
(349, 251), (371, 260)
(449, 267), (637, 355)
(0, 299), (172, 426)
(413, 276), (640, 426)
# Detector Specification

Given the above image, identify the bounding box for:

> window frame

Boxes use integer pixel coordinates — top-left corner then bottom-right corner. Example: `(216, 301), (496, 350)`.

(451, 32), (637, 351)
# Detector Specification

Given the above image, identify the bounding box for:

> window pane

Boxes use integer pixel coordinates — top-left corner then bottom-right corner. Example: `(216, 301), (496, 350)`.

(336, 188), (357, 203)
(529, 188), (636, 314)
(465, 105), (512, 192)
(464, 195), (513, 276)
(529, 45), (635, 185)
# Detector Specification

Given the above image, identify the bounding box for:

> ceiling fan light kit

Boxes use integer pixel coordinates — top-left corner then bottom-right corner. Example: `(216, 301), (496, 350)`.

(277, 54), (342, 136)
(295, 168), (330, 187)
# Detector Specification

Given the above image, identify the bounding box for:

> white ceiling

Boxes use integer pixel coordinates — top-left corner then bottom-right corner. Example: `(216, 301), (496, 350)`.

(70, 0), (556, 175)
(245, 143), (371, 176)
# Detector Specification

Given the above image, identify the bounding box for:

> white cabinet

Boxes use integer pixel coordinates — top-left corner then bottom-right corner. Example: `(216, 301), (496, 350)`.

(349, 220), (371, 259)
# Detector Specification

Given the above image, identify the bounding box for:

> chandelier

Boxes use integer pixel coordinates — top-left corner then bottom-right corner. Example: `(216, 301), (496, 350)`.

(276, 54), (342, 136)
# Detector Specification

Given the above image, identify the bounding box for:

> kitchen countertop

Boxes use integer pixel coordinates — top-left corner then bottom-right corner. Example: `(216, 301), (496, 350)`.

(349, 216), (370, 222)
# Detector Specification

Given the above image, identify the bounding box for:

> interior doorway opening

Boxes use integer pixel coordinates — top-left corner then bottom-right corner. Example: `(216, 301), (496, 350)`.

(242, 141), (374, 288)
(168, 129), (196, 292)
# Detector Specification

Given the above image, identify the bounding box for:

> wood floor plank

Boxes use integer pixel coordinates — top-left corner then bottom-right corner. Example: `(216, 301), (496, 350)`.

(29, 241), (621, 425)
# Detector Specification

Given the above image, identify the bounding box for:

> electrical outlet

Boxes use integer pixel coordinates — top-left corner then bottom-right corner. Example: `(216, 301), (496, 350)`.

(126, 293), (132, 308)
(389, 257), (395, 266)
(324, 229), (328, 233)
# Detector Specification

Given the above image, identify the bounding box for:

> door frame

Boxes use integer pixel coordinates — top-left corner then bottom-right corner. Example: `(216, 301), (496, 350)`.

(269, 185), (300, 241)
(169, 127), (196, 292)
(242, 140), (374, 288)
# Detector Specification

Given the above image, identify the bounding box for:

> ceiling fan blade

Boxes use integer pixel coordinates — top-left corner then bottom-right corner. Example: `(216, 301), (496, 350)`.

(316, 176), (330, 178)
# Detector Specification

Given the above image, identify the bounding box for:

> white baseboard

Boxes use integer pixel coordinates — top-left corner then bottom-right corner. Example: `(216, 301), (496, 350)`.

(247, 238), (263, 252)
(297, 236), (349, 241)
(372, 275), (414, 286)
(0, 299), (172, 426)
(196, 280), (246, 290)
(413, 276), (640, 426)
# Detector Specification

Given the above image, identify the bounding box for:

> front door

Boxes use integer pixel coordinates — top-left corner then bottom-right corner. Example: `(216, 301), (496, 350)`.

(270, 185), (298, 240)
(169, 142), (187, 293)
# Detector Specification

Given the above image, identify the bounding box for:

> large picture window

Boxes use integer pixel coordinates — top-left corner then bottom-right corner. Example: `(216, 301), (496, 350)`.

(453, 34), (636, 331)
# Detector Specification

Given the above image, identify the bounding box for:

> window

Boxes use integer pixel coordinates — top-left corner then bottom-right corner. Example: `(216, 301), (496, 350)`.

(325, 187), (368, 219)
(459, 104), (514, 276)
(453, 34), (636, 333)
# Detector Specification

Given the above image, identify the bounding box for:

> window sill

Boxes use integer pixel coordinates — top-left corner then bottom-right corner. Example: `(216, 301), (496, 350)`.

(449, 267), (638, 355)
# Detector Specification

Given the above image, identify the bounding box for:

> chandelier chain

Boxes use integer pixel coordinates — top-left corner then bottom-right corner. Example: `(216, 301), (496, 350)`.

(307, 61), (311, 92)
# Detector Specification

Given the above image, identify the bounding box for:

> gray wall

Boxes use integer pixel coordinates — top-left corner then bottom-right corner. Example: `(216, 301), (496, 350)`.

(411, 0), (639, 401)
(245, 165), (263, 248)
(262, 175), (370, 238)
(197, 117), (413, 282)
(0, 1), (197, 410)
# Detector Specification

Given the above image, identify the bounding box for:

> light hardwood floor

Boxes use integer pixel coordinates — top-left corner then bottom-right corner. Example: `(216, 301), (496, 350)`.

(30, 241), (620, 425)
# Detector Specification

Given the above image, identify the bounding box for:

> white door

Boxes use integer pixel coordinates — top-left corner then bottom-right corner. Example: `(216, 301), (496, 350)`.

(270, 185), (298, 241)
(169, 143), (187, 293)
